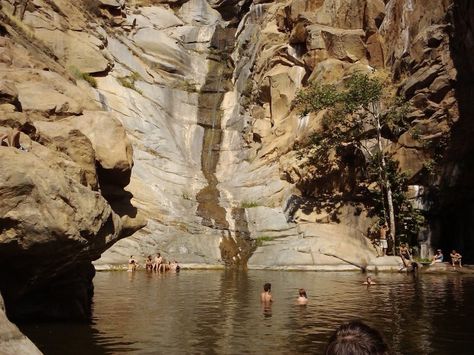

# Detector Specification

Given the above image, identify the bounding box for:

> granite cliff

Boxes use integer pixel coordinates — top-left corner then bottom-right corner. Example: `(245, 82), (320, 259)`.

(0, 0), (473, 326)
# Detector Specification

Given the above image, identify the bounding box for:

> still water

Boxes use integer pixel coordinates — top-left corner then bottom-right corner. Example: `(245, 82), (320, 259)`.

(21, 270), (474, 354)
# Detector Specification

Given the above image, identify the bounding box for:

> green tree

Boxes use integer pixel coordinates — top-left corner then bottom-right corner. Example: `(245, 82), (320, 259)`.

(295, 73), (416, 254)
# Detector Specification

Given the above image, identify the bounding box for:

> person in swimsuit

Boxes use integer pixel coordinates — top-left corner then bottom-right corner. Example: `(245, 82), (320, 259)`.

(297, 288), (308, 305)
(379, 224), (389, 256)
(145, 255), (153, 271)
(450, 250), (462, 268)
(431, 249), (443, 265)
(363, 276), (376, 285)
(153, 253), (162, 271)
(128, 255), (138, 271)
(399, 243), (412, 268)
(260, 283), (273, 303)
(170, 260), (181, 272)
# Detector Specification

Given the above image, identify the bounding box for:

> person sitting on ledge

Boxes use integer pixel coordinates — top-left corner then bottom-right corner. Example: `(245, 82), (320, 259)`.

(170, 260), (180, 272)
(145, 255), (153, 271)
(159, 260), (171, 273)
(153, 253), (163, 271)
(325, 320), (389, 355)
(431, 249), (444, 265)
(399, 243), (412, 268)
(450, 250), (462, 268)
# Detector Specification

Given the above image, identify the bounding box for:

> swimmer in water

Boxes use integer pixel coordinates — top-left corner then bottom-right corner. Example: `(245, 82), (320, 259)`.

(297, 288), (308, 305)
(128, 255), (138, 272)
(260, 283), (273, 303)
(363, 276), (376, 285)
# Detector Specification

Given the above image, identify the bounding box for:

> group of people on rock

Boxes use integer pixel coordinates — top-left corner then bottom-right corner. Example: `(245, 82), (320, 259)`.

(128, 253), (180, 273)
(431, 249), (462, 268)
(375, 222), (464, 270)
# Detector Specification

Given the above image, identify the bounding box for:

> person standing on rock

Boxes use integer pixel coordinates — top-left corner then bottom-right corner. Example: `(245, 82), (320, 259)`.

(379, 223), (389, 256)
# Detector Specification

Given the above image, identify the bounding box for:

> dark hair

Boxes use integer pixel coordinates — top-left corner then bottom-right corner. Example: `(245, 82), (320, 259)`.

(299, 288), (307, 298)
(325, 321), (389, 355)
(263, 283), (271, 292)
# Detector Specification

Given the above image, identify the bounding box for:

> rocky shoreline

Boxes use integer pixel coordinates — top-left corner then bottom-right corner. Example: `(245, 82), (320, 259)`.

(95, 260), (474, 273)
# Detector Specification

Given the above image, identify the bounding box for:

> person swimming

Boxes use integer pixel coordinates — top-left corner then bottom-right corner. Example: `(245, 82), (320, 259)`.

(260, 283), (273, 303)
(297, 288), (308, 305)
(363, 276), (376, 285)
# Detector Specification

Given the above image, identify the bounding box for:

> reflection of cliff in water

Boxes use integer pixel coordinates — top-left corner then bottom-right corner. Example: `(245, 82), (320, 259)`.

(196, 27), (254, 267)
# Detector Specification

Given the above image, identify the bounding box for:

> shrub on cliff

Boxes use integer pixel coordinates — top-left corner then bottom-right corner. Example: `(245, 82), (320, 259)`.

(294, 73), (423, 252)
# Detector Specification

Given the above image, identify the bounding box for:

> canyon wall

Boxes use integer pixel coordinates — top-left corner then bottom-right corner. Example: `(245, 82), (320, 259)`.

(0, 0), (146, 320)
(0, 0), (473, 327)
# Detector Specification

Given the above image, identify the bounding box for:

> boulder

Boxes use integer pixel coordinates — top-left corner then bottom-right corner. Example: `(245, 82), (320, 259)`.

(0, 81), (20, 108)
(34, 30), (110, 74)
(401, 65), (443, 98)
(307, 25), (366, 62)
(33, 120), (98, 189)
(65, 111), (133, 180)
(0, 294), (42, 355)
(0, 147), (137, 320)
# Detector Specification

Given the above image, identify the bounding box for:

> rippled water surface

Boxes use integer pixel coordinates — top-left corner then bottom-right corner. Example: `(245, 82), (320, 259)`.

(22, 270), (474, 354)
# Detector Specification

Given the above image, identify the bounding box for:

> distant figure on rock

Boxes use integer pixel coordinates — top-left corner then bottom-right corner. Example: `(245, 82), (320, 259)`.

(378, 223), (389, 256)
(399, 243), (412, 268)
(450, 250), (462, 268)
(145, 255), (153, 271)
(261, 283), (273, 303)
(128, 255), (138, 271)
(431, 249), (444, 265)
(170, 260), (180, 273)
(325, 320), (389, 355)
(153, 253), (163, 271)
(297, 288), (308, 305)
(159, 260), (171, 273)
(363, 276), (376, 285)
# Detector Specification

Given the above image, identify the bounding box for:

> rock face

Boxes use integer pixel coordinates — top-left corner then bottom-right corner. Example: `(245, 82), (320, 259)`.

(0, 293), (42, 355)
(1, 0), (472, 309)
(0, 1), (144, 320)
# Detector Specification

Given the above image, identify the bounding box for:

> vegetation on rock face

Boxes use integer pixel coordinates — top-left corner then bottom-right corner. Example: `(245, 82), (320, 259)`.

(256, 236), (273, 247)
(241, 201), (260, 208)
(69, 66), (98, 88)
(117, 72), (143, 94)
(294, 73), (424, 253)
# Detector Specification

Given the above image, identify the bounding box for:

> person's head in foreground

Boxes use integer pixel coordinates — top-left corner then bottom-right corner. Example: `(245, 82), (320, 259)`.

(325, 320), (389, 355)
(263, 283), (271, 292)
(299, 288), (307, 298)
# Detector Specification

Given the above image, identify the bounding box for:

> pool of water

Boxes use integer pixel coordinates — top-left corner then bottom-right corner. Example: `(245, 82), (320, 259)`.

(21, 270), (474, 354)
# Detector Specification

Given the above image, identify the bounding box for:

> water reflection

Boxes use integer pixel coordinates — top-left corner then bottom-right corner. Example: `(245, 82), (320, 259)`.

(19, 271), (474, 354)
